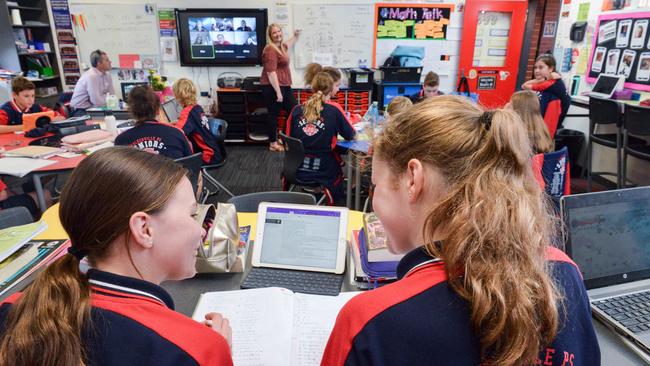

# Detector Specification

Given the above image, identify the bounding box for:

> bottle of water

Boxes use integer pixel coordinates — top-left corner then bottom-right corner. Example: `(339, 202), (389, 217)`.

(104, 111), (118, 135)
(105, 93), (119, 110)
(364, 101), (380, 129)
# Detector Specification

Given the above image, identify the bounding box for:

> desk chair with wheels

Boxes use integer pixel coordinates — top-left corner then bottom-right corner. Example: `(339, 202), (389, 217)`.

(227, 191), (316, 213)
(0, 207), (33, 230)
(622, 105), (650, 188)
(201, 118), (235, 199)
(174, 152), (204, 200)
(278, 132), (328, 205)
(586, 98), (644, 191)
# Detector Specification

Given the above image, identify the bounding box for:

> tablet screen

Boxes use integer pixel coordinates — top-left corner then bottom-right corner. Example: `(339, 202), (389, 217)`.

(592, 74), (620, 95)
(259, 207), (342, 269)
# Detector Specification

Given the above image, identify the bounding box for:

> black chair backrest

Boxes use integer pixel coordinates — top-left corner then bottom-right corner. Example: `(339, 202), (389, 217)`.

(279, 132), (305, 185)
(589, 97), (622, 127)
(227, 191), (317, 213)
(174, 152), (203, 194)
(208, 118), (228, 161)
(0, 207), (33, 230)
(624, 105), (650, 136)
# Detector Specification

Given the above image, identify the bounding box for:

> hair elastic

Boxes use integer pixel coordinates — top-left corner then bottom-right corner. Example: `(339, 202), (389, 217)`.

(67, 246), (88, 261)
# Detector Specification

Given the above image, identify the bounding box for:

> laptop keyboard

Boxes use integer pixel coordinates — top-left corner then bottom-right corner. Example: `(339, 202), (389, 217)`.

(242, 268), (343, 296)
(593, 290), (650, 334)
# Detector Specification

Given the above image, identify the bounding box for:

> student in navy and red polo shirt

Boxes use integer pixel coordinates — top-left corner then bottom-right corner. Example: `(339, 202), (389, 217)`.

(0, 76), (62, 133)
(322, 96), (599, 366)
(409, 71), (444, 104)
(172, 78), (224, 165)
(286, 72), (355, 205)
(522, 54), (571, 138)
(0, 148), (233, 365)
(115, 85), (193, 160)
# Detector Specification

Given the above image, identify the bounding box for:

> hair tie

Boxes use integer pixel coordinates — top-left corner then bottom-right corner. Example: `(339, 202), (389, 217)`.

(479, 111), (494, 131)
(67, 246), (87, 261)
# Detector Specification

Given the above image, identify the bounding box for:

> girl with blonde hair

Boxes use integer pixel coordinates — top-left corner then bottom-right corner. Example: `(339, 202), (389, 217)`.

(285, 72), (355, 205)
(261, 23), (301, 151)
(508, 90), (554, 154)
(172, 78), (225, 165)
(322, 96), (599, 365)
(0, 147), (232, 366)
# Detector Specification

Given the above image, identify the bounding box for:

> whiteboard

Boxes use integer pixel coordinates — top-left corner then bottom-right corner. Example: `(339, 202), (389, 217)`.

(293, 4), (374, 69)
(69, 3), (160, 69)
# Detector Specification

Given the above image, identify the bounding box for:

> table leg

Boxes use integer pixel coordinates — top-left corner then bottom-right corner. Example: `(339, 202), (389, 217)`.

(355, 154), (361, 211)
(346, 152), (352, 209)
(32, 173), (47, 214)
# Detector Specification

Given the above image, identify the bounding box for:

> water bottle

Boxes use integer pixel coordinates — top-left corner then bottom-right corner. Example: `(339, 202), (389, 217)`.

(104, 111), (118, 135)
(105, 93), (118, 110)
(363, 101), (379, 128)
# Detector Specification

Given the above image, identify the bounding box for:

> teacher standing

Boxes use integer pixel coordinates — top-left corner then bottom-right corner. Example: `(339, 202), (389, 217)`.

(261, 24), (300, 152)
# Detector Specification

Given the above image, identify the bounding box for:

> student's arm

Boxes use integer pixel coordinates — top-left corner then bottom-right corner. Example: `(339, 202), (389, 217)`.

(283, 29), (301, 49)
(335, 106), (356, 141)
(0, 110), (21, 133)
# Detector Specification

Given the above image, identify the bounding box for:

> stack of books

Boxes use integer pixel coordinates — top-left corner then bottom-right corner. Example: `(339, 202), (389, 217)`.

(0, 222), (69, 297)
(348, 213), (404, 289)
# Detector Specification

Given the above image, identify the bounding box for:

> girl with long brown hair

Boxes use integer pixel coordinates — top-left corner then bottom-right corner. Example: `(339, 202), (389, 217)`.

(508, 90), (555, 154)
(0, 147), (233, 366)
(321, 96), (599, 365)
(261, 23), (301, 151)
(285, 72), (355, 205)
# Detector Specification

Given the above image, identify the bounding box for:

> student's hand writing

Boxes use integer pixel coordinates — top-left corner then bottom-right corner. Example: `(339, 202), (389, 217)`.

(204, 312), (232, 348)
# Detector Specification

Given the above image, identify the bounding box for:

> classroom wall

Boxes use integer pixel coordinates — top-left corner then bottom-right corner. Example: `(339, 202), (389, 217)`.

(57, 0), (465, 104)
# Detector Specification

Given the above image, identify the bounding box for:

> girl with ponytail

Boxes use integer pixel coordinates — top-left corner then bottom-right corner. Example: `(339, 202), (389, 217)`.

(285, 72), (355, 205)
(0, 147), (233, 366)
(322, 96), (599, 365)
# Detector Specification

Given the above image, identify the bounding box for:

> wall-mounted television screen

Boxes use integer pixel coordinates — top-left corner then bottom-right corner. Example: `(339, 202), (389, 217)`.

(176, 8), (268, 67)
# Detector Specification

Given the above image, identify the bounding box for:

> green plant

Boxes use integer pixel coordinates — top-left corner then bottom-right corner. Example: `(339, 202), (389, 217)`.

(148, 69), (167, 91)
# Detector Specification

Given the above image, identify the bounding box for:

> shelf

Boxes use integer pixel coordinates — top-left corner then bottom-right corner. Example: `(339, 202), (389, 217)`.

(7, 5), (42, 11)
(12, 24), (50, 29)
(30, 76), (59, 82)
(18, 51), (54, 56)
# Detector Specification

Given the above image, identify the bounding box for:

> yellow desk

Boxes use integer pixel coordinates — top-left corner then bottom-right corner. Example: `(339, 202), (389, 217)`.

(36, 204), (365, 242)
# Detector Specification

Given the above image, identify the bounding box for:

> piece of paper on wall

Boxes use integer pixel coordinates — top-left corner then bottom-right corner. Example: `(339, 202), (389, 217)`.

(274, 1), (289, 27)
(577, 3), (590, 22)
(161, 38), (177, 62)
(119, 54), (140, 69)
(577, 47), (588, 74)
(312, 53), (333, 66)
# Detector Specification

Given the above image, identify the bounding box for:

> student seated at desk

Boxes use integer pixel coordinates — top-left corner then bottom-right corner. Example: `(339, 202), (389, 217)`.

(0, 148), (232, 365)
(0, 178), (51, 220)
(507, 90), (554, 154)
(522, 54), (571, 138)
(321, 96), (600, 366)
(0, 76), (62, 134)
(172, 78), (224, 165)
(286, 72), (356, 206)
(409, 71), (443, 104)
(115, 86), (193, 160)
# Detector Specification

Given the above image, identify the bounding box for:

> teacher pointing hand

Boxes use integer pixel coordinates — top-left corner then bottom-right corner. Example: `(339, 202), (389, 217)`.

(261, 24), (300, 152)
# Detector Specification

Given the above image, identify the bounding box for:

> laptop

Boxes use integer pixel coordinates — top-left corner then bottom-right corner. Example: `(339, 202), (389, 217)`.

(162, 98), (182, 122)
(588, 74), (624, 99)
(562, 187), (650, 355)
(242, 202), (349, 296)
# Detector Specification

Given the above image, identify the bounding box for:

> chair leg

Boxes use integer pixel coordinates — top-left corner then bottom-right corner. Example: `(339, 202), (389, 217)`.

(587, 139), (593, 192)
(202, 169), (235, 198)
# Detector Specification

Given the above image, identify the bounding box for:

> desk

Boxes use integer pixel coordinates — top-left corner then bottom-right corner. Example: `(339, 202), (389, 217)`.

(0, 133), (85, 212)
(31, 205), (649, 364)
(336, 139), (370, 210)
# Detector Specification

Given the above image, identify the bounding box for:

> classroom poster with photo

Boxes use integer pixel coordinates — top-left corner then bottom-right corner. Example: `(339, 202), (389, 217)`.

(588, 12), (650, 91)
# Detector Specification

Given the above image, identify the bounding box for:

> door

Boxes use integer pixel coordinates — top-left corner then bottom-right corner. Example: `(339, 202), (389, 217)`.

(457, 0), (528, 108)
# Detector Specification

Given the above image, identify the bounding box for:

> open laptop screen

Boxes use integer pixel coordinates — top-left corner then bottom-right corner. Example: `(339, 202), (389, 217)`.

(563, 187), (650, 289)
(260, 207), (341, 270)
(591, 74), (622, 96)
(162, 99), (183, 122)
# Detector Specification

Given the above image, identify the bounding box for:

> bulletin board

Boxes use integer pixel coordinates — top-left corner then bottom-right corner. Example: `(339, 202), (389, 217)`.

(588, 12), (650, 91)
(69, 2), (161, 69)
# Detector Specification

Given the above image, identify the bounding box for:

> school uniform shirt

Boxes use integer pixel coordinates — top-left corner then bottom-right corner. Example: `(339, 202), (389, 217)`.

(114, 120), (193, 160)
(0, 99), (56, 126)
(322, 246), (600, 366)
(260, 45), (292, 86)
(408, 89), (444, 103)
(0, 269), (233, 365)
(531, 79), (571, 138)
(176, 105), (224, 165)
(286, 101), (355, 185)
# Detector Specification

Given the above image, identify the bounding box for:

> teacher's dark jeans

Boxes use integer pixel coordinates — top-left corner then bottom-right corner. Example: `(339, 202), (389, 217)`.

(261, 85), (297, 142)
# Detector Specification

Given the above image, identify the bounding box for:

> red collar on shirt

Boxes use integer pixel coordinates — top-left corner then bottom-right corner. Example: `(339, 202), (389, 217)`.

(10, 99), (29, 113)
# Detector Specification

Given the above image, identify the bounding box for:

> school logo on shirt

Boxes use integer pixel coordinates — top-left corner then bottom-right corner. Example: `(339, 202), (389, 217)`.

(131, 137), (166, 153)
(298, 118), (324, 137)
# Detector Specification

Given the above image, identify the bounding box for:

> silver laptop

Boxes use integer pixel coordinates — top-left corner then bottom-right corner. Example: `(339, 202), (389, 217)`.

(562, 186), (650, 354)
(162, 98), (182, 122)
(588, 74), (624, 99)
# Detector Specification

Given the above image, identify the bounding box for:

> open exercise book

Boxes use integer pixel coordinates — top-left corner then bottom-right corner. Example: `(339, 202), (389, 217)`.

(192, 287), (360, 366)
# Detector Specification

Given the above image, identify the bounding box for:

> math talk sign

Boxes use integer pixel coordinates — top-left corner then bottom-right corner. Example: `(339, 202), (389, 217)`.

(375, 4), (454, 40)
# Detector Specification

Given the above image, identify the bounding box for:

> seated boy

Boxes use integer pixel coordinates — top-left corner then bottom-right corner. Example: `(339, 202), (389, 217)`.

(0, 77), (62, 134)
(410, 71), (444, 103)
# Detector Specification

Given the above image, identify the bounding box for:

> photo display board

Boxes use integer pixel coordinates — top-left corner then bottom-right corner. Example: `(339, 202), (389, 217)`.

(588, 12), (650, 91)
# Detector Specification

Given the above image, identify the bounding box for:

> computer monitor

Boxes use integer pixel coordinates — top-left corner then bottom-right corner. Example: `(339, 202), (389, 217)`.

(162, 98), (183, 122)
(589, 74), (624, 99)
(120, 82), (149, 99)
